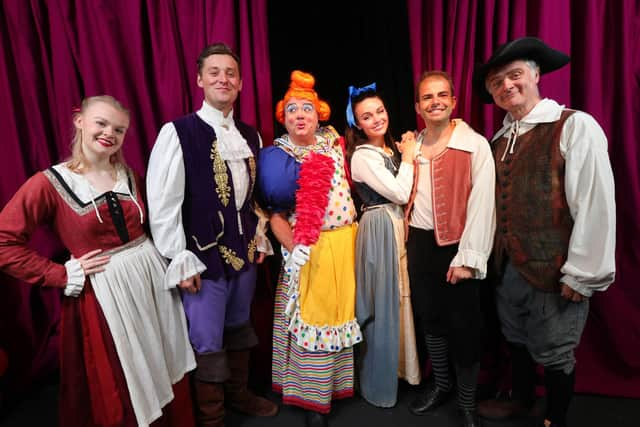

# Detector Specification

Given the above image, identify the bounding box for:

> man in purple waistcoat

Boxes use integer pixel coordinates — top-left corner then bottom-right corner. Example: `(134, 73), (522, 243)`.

(146, 42), (277, 426)
(472, 37), (616, 427)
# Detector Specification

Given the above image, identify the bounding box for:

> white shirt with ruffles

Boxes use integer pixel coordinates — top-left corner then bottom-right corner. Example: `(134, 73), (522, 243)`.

(409, 119), (497, 280)
(146, 101), (271, 288)
(492, 98), (616, 296)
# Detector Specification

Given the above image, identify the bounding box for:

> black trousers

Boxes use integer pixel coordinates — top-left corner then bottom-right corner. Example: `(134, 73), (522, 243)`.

(407, 227), (483, 367)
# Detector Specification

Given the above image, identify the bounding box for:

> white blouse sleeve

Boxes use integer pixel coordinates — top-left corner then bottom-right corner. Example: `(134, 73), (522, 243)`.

(146, 123), (206, 289)
(449, 137), (496, 279)
(63, 258), (86, 297)
(350, 148), (414, 205)
(559, 112), (616, 297)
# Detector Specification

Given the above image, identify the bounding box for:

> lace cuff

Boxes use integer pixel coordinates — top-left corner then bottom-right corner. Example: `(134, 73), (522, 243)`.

(449, 249), (488, 280)
(560, 273), (614, 298)
(63, 258), (86, 297)
(256, 233), (274, 256)
(164, 250), (207, 289)
(254, 204), (274, 256)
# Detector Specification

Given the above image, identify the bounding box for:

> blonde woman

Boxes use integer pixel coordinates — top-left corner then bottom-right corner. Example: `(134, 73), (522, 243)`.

(0, 96), (195, 427)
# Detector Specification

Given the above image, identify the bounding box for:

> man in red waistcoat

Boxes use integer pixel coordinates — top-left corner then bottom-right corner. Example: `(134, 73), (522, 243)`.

(472, 37), (616, 427)
(403, 71), (496, 427)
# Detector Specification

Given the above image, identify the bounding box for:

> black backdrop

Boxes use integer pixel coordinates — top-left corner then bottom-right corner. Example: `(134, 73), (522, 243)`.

(268, 0), (417, 141)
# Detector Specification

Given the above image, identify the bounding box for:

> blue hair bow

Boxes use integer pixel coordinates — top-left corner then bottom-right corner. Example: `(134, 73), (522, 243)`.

(346, 82), (377, 128)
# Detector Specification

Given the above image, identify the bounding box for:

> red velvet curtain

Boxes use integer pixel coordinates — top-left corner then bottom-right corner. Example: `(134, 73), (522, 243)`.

(0, 0), (272, 400)
(408, 0), (640, 398)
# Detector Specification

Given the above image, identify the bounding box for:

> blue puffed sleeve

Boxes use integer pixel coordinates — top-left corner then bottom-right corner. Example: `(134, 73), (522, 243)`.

(256, 146), (300, 213)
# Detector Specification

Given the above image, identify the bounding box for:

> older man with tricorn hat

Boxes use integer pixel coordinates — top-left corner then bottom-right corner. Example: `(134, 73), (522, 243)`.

(472, 37), (616, 427)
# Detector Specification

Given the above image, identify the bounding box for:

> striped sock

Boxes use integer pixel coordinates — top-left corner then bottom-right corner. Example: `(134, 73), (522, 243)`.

(425, 334), (450, 391)
(455, 362), (480, 411)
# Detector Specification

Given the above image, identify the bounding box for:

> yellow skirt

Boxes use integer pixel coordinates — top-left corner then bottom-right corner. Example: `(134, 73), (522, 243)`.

(286, 223), (362, 352)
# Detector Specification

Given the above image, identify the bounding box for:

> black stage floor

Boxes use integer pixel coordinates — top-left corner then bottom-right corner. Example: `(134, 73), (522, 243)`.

(2, 378), (638, 427)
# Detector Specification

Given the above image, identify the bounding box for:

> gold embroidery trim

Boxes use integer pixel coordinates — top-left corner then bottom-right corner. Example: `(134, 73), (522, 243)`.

(219, 245), (245, 271)
(248, 156), (256, 197)
(247, 238), (257, 263)
(191, 212), (225, 251)
(210, 140), (230, 206)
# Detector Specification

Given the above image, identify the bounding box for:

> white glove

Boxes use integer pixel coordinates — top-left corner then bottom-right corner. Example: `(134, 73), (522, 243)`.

(287, 244), (311, 269)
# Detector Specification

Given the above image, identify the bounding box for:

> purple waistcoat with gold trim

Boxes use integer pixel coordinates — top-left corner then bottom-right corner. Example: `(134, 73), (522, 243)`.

(493, 110), (575, 292)
(174, 113), (259, 281)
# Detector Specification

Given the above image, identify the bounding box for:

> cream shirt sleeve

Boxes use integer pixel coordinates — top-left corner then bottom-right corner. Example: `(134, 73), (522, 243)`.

(559, 112), (616, 297)
(449, 136), (496, 279)
(146, 123), (206, 289)
(351, 148), (414, 205)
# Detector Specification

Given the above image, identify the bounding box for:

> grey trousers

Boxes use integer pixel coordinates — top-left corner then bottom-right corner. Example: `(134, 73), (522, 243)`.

(496, 262), (588, 374)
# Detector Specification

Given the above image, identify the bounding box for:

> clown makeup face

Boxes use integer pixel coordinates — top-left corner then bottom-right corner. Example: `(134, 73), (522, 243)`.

(284, 97), (318, 146)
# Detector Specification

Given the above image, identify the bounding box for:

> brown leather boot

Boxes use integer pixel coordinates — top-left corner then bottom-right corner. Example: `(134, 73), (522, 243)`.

(224, 349), (278, 417)
(194, 380), (225, 427)
(479, 343), (538, 420)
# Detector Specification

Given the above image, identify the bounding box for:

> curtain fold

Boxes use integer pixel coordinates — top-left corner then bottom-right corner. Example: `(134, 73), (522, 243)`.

(408, 0), (640, 398)
(0, 0), (271, 400)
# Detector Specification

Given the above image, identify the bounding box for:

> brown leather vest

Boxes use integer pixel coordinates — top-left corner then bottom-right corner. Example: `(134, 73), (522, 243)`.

(493, 110), (575, 292)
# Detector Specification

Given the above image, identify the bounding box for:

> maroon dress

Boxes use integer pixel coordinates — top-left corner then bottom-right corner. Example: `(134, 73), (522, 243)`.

(0, 165), (195, 426)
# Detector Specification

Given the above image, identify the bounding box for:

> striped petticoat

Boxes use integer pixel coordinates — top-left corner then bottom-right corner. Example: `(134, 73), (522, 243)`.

(272, 261), (354, 413)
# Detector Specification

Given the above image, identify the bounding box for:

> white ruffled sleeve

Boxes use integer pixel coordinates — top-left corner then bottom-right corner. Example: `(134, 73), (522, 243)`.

(147, 123), (207, 289)
(254, 205), (274, 255)
(63, 258), (86, 297)
(351, 148), (414, 204)
(163, 250), (207, 289)
(559, 112), (616, 297)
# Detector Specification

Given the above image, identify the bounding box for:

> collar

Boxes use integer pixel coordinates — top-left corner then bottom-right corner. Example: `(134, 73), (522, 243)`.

(54, 163), (130, 198)
(274, 127), (336, 162)
(197, 101), (253, 161)
(197, 100), (235, 129)
(354, 143), (394, 157)
(492, 98), (564, 141)
(417, 119), (478, 154)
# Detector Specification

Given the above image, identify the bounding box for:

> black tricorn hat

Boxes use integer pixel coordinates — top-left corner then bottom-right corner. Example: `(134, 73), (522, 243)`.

(472, 37), (570, 104)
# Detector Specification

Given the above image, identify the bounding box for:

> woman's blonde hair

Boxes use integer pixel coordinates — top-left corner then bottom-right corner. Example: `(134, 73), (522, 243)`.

(67, 95), (130, 171)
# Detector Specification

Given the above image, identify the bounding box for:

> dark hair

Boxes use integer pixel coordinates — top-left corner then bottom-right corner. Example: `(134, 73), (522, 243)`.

(197, 43), (240, 74)
(415, 70), (455, 101)
(344, 91), (398, 162)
